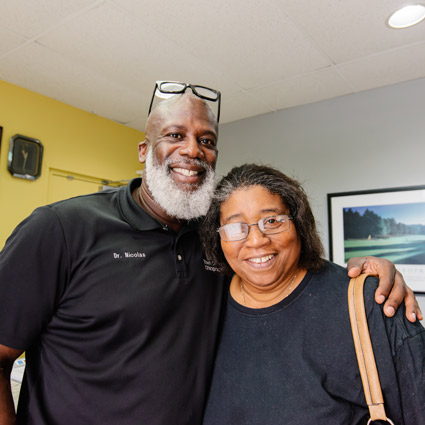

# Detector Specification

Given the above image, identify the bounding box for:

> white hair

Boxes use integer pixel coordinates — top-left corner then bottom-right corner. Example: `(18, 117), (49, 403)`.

(144, 146), (216, 220)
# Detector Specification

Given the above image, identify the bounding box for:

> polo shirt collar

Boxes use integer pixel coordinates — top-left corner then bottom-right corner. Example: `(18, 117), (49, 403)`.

(118, 178), (200, 234)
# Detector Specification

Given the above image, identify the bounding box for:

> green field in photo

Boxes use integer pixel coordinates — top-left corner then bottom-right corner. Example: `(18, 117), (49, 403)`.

(344, 235), (425, 264)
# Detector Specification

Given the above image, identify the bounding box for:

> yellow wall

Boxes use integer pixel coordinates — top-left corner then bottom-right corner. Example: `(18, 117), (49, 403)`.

(0, 80), (144, 248)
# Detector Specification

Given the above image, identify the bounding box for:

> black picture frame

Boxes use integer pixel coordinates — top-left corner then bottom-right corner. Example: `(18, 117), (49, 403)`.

(8, 134), (43, 180)
(328, 186), (425, 293)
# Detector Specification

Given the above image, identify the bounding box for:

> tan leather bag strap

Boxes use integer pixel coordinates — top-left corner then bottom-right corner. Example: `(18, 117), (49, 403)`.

(348, 274), (394, 424)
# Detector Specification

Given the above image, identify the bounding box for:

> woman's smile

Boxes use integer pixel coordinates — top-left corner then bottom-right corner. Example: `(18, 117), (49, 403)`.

(245, 253), (276, 267)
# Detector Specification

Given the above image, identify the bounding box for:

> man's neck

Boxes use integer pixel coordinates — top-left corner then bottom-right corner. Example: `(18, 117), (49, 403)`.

(133, 179), (185, 232)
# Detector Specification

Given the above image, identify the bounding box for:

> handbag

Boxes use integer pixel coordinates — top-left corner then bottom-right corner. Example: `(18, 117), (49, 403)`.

(348, 274), (395, 425)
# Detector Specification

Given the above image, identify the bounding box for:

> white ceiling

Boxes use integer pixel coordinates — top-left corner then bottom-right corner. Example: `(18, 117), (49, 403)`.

(1, 0), (424, 132)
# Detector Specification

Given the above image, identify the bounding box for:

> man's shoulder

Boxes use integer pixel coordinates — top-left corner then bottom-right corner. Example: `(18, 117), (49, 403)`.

(49, 187), (120, 210)
(44, 187), (121, 219)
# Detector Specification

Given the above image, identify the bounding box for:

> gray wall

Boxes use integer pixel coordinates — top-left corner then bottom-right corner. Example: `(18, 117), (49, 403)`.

(218, 77), (425, 314)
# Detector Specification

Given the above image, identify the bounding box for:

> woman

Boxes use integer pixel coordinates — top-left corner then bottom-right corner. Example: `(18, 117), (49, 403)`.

(200, 164), (425, 425)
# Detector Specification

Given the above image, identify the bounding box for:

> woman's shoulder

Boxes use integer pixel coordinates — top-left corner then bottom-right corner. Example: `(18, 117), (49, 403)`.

(322, 260), (349, 275)
(310, 260), (351, 289)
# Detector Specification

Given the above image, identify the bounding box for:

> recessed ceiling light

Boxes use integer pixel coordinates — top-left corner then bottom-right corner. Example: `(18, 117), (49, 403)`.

(387, 4), (425, 28)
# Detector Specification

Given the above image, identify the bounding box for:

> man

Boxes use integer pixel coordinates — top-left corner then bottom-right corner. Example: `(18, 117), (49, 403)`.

(0, 85), (421, 425)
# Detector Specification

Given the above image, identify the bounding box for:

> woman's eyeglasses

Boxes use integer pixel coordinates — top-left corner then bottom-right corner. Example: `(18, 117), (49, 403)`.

(218, 215), (292, 242)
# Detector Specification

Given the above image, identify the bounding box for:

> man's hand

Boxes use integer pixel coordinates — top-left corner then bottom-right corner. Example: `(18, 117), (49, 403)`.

(347, 256), (423, 323)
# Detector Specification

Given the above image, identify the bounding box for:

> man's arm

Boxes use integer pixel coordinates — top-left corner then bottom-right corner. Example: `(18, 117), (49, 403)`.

(347, 256), (423, 323)
(0, 345), (23, 425)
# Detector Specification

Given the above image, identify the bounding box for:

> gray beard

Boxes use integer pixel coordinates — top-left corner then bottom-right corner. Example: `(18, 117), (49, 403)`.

(144, 147), (216, 220)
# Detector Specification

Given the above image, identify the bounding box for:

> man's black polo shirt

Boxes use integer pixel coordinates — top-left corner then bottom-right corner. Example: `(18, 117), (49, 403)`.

(0, 178), (227, 425)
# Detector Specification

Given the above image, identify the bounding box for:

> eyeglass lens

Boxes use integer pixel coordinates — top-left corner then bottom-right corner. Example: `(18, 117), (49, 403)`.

(260, 216), (288, 232)
(219, 223), (247, 241)
(159, 82), (186, 93)
(191, 86), (219, 101)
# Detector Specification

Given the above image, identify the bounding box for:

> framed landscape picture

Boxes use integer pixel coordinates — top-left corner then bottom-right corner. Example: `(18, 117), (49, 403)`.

(328, 186), (425, 293)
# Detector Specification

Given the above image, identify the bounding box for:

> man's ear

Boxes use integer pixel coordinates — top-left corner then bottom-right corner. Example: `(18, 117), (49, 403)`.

(138, 140), (148, 163)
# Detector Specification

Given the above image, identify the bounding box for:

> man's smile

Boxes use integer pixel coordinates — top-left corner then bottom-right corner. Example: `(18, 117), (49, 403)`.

(168, 161), (209, 186)
(173, 167), (200, 177)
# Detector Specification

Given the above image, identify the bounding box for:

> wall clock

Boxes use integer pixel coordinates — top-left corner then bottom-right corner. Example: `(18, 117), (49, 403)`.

(8, 134), (43, 180)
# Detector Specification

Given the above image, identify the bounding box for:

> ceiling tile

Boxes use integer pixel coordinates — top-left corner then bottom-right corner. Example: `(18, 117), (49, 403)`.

(338, 42), (425, 92)
(0, 0), (100, 38)
(247, 68), (354, 110)
(0, 28), (28, 57)
(124, 115), (149, 132)
(220, 90), (274, 123)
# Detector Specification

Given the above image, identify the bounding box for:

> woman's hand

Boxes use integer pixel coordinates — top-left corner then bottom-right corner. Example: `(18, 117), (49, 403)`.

(347, 256), (422, 323)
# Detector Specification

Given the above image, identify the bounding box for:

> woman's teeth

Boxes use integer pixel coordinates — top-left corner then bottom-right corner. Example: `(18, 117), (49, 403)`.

(248, 254), (274, 264)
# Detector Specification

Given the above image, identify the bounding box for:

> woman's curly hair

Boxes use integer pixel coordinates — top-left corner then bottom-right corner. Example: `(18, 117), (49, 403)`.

(200, 163), (325, 275)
